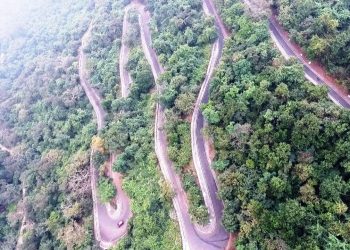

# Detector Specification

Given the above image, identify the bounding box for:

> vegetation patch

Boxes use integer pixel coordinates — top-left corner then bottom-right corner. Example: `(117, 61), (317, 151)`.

(98, 176), (116, 203)
(274, 0), (350, 89)
(208, 1), (350, 248)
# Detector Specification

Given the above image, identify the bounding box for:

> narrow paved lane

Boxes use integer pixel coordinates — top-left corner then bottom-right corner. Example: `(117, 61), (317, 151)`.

(119, 5), (133, 98)
(204, 0), (230, 39)
(134, 1), (228, 249)
(190, 0), (229, 239)
(78, 23), (106, 130)
(242, 0), (350, 109)
(78, 20), (131, 249)
(0, 143), (11, 154)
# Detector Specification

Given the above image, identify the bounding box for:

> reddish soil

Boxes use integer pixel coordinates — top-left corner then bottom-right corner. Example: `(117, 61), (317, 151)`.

(225, 233), (237, 250)
(207, 136), (216, 163)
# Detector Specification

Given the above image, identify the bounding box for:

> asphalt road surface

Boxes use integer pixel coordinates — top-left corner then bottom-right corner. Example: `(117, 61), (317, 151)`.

(78, 23), (106, 130)
(190, 0), (230, 241)
(119, 5), (133, 98)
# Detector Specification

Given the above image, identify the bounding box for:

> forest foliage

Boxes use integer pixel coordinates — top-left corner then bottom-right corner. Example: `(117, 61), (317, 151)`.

(1, 0), (350, 249)
(104, 44), (181, 250)
(0, 0), (97, 248)
(274, 0), (350, 89)
(209, 0), (350, 249)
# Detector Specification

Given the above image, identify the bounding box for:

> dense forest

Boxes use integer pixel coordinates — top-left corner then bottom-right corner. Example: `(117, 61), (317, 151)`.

(85, 0), (123, 104)
(210, 0), (350, 248)
(274, 0), (350, 89)
(0, 0), (96, 248)
(1, 0), (350, 249)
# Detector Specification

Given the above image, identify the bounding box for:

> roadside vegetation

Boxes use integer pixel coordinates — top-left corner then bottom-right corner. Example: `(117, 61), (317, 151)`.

(98, 176), (116, 203)
(0, 0), (180, 248)
(2, 0), (349, 249)
(274, 0), (350, 89)
(209, 0), (350, 248)
(83, 0), (126, 208)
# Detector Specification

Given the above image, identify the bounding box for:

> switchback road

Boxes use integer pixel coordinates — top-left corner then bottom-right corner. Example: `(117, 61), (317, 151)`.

(78, 20), (131, 249)
(133, 1), (229, 249)
(78, 23), (106, 130)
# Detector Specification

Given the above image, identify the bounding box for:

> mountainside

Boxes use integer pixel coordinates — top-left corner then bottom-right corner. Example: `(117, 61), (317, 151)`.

(0, 0), (350, 249)
(0, 0), (96, 248)
(210, 0), (350, 248)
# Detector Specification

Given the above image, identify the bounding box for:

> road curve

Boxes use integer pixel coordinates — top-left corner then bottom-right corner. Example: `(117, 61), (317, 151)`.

(78, 21), (131, 249)
(133, 1), (228, 249)
(268, 17), (350, 109)
(190, 0), (229, 238)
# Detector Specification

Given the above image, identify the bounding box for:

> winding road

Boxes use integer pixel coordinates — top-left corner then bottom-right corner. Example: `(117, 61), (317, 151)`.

(190, 0), (230, 241)
(130, 0), (229, 248)
(241, 0), (350, 109)
(81, 0), (232, 248)
(78, 23), (106, 131)
(78, 20), (131, 249)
